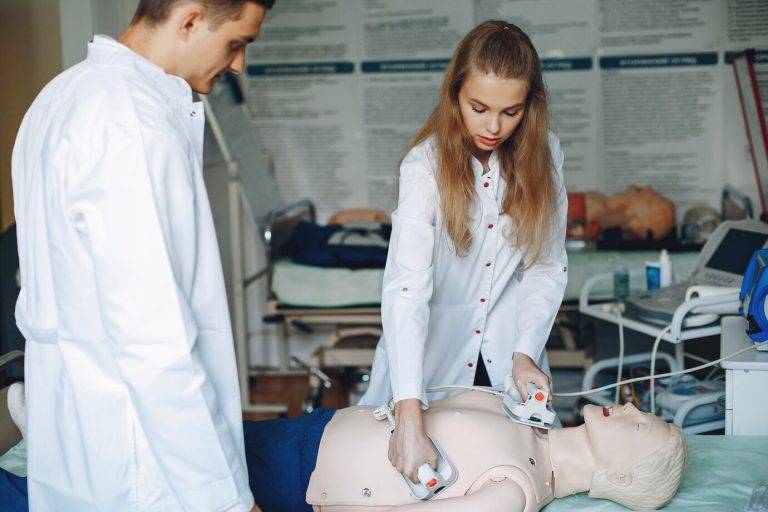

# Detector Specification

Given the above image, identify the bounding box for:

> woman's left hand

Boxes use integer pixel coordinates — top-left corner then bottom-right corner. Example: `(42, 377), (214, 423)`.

(511, 352), (552, 401)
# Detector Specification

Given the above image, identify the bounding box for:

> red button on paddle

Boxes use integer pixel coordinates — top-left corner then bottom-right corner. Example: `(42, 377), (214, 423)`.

(427, 478), (438, 488)
(535, 392), (545, 402)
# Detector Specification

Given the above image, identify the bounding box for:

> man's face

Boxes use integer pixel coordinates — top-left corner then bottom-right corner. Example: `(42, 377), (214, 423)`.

(184, 2), (266, 93)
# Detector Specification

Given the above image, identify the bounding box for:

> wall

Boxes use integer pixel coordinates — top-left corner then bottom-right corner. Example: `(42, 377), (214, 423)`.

(0, 0), (63, 232)
(244, 0), (768, 223)
(59, 0), (138, 68)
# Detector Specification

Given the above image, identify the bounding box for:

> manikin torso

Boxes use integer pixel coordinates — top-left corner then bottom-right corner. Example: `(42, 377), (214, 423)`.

(307, 391), (554, 511)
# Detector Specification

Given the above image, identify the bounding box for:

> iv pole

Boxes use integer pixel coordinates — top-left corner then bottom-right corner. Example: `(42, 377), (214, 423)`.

(201, 89), (287, 416)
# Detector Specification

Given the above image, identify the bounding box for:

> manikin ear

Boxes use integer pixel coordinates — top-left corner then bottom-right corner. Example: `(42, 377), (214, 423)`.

(606, 468), (633, 487)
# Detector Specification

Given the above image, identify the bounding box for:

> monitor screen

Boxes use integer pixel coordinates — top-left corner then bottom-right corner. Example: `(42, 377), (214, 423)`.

(705, 229), (768, 275)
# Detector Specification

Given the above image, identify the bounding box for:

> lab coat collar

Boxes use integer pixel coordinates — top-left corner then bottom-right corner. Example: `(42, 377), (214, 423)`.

(471, 150), (501, 193)
(88, 35), (194, 108)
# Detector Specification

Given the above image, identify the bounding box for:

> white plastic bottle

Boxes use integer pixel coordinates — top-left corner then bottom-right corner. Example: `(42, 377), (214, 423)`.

(659, 249), (673, 287)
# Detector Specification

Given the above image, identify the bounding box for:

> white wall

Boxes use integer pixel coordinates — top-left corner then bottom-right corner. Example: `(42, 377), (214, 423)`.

(59, 0), (138, 68)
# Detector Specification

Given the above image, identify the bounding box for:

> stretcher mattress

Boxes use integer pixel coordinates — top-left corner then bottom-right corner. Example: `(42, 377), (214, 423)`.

(272, 259), (383, 308)
(271, 251), (698, 308)
(2, 435), (766, 510)
(543, 435), (768, 512)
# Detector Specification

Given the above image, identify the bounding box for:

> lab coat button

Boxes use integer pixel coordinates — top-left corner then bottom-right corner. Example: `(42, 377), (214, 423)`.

(486, 359), (492, 364)
(467, 362), (474, 368)
(488, 224), (494, 229)
(485, 262), (492, 267)
(190, 110), (197, 117)
(480, 298), (486, 303)
(483, 182), (490, 188)
(475, 329), (481, 334)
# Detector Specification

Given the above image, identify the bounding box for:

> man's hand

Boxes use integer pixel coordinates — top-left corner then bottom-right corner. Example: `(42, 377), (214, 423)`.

(512, 352), (551, 401)
(388, 398), (438, 484)
(250, 505), (262, 512)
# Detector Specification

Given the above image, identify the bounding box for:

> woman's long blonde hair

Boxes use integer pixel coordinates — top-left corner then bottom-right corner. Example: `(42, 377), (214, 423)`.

(406, 20), (557, 267)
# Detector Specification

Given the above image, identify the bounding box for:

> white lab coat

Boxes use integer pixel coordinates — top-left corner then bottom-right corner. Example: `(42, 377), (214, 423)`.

(12, 36), (253, 511)
(360, 133), (568, 407)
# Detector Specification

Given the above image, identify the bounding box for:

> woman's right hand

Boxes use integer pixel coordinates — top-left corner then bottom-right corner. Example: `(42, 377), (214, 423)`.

(388, 398), (438, 484)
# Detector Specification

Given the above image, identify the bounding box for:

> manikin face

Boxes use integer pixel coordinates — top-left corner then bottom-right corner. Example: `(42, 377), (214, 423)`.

(458, 71), (528, 158)
(611, 186), (676, 240)
(182, 2), (266, 93)
(582, 403), (671, 469)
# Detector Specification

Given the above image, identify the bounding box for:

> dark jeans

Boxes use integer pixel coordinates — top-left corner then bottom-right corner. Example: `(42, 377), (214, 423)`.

(473, 352), (492, 387)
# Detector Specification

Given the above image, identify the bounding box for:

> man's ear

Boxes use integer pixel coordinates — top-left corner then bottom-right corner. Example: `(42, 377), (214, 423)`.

(606, 468), (633, 487)
(176, 4), (206, 39)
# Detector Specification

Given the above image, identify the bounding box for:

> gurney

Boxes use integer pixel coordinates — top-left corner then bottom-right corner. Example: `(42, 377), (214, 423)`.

(545, 434), (768, 511)
(2, 436), (766, 511)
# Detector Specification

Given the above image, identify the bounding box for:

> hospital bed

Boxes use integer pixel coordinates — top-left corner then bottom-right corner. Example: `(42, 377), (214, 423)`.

(1, 435), (766, 510)
(261, 201), (384, 373)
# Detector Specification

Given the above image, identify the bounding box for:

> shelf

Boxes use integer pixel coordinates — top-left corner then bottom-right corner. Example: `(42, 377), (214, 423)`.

(579, 304), (722, 343)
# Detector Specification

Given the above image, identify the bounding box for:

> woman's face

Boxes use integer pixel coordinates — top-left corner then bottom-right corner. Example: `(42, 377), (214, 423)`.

(458, 71), (528, 156)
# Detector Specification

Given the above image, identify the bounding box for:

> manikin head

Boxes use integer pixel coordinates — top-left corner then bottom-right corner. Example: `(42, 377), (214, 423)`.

(612, 185), (676, 240)
(585, 186), (676, 240)
(123, 0), (274, 93)
(582, 403), (688, 509)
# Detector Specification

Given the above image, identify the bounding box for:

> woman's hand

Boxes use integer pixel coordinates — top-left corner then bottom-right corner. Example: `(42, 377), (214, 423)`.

(389, 398), (438, 484)
(511, 352), (552, 401)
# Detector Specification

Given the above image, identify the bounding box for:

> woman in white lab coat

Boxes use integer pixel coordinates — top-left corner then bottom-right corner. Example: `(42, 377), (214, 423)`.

(359, 20), (568, 482)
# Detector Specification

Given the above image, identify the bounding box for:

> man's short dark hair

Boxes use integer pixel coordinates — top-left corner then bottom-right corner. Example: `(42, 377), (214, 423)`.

(131, 0), (275, 27)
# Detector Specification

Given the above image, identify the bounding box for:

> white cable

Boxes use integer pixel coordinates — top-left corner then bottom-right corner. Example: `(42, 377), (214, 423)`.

(650, 325), (672, 414)
(417, 343), (756, 408)
(614, 305), (625, 404)
(384, 405), (396, 432)
(684, 352), (711, 365)
(553, 345), (756, 397)
(426, 385), (503, 396)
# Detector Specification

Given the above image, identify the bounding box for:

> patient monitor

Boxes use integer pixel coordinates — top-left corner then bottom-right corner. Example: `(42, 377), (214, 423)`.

(625, 219), (768, 326)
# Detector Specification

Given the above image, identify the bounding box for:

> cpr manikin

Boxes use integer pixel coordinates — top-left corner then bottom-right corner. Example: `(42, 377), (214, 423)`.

(307, 391), (687, 511)
(585, 186), (676, 240)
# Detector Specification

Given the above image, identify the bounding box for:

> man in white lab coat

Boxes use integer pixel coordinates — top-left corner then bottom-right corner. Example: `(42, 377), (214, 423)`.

(11, 1), (273, 510)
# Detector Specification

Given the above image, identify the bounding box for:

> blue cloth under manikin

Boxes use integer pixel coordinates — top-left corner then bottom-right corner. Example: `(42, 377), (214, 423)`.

(245, 408), (336, 512)
(0, 467), (27, 512)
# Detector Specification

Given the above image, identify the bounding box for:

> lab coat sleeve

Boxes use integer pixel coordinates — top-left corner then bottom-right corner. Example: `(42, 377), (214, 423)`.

(63, 119), (252, 511)
(381, 148), (438, 406)
(513, 133), (569, 364)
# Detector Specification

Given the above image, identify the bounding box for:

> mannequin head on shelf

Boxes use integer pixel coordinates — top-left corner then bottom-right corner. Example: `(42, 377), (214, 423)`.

(585, 186), (676, 240)
(581, 403), (688, 509)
